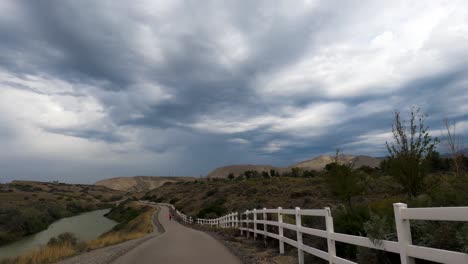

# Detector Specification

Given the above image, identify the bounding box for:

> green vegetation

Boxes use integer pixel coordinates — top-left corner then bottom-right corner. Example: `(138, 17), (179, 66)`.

(0, 181), (126, 246)
(1, 201), (155, 264)
(385, 107), (439, 197)
(325, 152), (364, 209)
(105, 200), (148, 231)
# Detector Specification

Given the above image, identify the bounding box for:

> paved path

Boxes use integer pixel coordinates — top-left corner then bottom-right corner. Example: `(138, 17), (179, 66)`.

(112, 206), (242, 264)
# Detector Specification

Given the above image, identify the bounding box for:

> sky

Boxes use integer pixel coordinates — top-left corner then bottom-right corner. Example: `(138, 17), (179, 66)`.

(0, 0), (467, 183)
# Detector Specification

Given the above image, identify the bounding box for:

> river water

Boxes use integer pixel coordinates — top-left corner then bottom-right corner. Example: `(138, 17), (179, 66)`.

(0, 208), (117, 259)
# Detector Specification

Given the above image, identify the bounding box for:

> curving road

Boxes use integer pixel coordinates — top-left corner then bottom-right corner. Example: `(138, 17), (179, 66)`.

(112, 206), (242, 264)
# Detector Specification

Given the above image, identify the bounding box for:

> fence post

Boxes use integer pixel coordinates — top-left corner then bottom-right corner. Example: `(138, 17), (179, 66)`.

(324, 207), (336, 264)
(278, 207), (284, 254)
(246, 211), (250, 238)
(235, 212), (239, 228)
(253, 209), (258, 240)
(394, 203), (415, 264)
(240, 213), (243, 236)
(263, 208), (267, 240)
(295, 207), (304, 264)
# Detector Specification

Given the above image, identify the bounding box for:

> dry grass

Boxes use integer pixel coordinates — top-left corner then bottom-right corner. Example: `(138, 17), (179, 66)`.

(1, 206), (155, 264)
(87, 208), (154, 249)
(0, 243), (77, 264)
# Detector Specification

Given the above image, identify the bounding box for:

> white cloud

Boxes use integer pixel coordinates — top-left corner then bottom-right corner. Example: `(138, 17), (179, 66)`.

(228, 138), (249, 144)
(0, 77), (107, 131)
(189, 101), (348, 138)
(262, 140), (290, 153)
(253, 1), (468, 100)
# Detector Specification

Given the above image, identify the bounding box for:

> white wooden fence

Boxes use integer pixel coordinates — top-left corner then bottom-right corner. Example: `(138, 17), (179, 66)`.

(140, 201), (193, 224)
(196, 212), (239, 228)
(142, 201), (468, 264)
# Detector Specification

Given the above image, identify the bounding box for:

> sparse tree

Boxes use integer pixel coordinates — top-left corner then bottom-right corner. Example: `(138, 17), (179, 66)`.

(443, 118), (465, 177)
(385, 107), (439, 197)
(291, 167), (303, 177)
(270, 169), (278, 177)
(227, 173), (235, 180)
(325, 162), (363, 209)
(324, 149), (363, 209)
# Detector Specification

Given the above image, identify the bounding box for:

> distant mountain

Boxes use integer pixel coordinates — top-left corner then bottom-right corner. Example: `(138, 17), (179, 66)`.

(95, 176), (195, 192)
(206, 154), (381, 179)
(291, 154), (381, 170)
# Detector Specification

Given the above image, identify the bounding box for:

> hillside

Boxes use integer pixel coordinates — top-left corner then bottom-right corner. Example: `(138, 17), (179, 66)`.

(291, 155), (381, 170)
(95, 176), (195, 192)
(145, 177), (341, 217)
(206, 154), (381, 179)
(206, 164), (285, 179)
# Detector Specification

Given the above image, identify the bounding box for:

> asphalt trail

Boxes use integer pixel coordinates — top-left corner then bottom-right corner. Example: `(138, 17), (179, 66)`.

(112, 206), (242, 264)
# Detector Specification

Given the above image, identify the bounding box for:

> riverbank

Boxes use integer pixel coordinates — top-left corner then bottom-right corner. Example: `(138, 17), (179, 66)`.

(57, 205), (162, 264)
(0, 201), (156, 264)
(0, 181), (125, 246)
(0, 209), (116, 259)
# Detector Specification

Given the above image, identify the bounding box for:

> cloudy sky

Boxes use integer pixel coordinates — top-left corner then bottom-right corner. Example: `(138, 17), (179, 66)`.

(0, 1), (467, 183)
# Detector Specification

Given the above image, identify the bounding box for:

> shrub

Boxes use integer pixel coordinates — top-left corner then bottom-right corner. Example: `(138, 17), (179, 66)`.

(325, 163), (363, 209)
(205, 189), (218, 197)
(47, 232), (78, 246)
(290, 190), (312, 199)
(334, 206), (370, 259)
(197, 198), (227, 218)
(385, 107), (439, 197)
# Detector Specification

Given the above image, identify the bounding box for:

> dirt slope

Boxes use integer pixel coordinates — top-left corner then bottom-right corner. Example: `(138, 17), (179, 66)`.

(95, 176), (195, 192)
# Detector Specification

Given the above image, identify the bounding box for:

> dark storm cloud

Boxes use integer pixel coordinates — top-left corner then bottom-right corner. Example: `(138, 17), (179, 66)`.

(0, 0), (467, 182)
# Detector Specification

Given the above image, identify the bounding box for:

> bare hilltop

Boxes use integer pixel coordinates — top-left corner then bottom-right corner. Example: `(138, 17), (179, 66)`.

(95, 176), (195, 192)
(206, 154), (381, 179)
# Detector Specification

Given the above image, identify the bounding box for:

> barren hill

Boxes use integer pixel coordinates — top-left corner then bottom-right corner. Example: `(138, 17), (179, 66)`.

(206, 164), (285, 179)
(95, 176), (195, 192)
(291, 155), (380, 170)
(206, 155), (381, 179)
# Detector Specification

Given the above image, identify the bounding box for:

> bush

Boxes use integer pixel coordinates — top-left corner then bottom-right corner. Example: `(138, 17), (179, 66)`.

(334, 206), (370, 259)
(385, 108), (439, 197)
(205, 189), (218, 197)
(197, 198), (227, 218)
(325, 163), (363, 208)
(47, 232), (78, 246)
(290, 190), (312, 199)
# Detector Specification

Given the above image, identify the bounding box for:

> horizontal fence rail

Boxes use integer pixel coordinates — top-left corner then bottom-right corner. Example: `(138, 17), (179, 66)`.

(140, 200), (468, 264)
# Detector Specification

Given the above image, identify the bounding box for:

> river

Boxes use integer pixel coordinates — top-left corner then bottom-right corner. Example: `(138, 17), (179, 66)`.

(0, 208), (117, 259)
